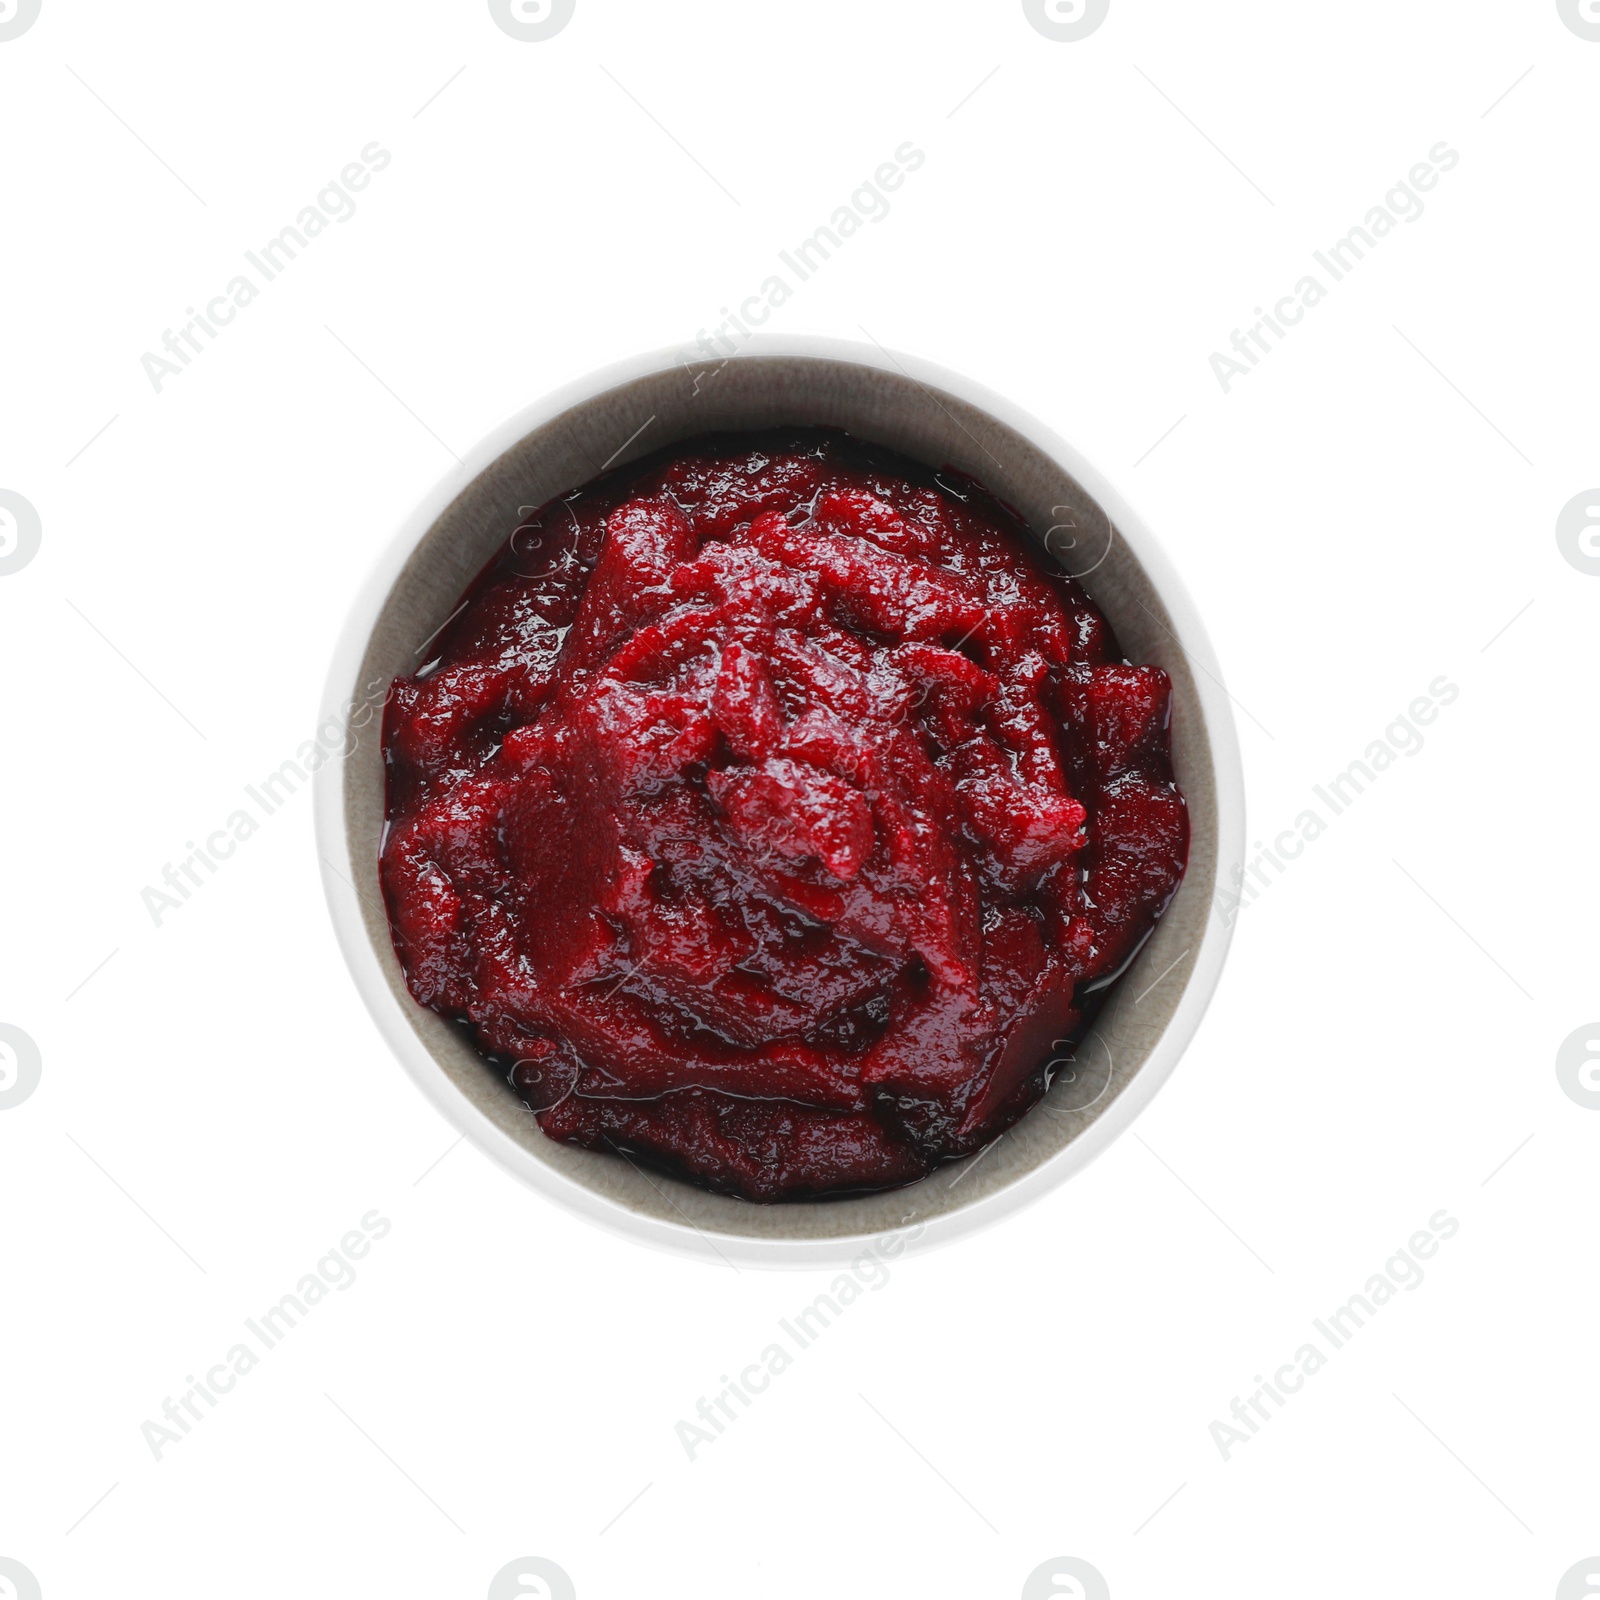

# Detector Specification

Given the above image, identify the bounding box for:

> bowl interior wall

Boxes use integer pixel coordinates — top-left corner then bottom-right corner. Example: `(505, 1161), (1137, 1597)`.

(345, 357), (1218, 1243)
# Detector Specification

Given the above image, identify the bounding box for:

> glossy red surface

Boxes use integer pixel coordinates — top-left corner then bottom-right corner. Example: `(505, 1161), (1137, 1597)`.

(380, 431), (1187, 1200)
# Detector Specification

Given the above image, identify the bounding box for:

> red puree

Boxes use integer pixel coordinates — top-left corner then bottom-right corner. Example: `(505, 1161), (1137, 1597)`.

(381, 431), (1187, 1201)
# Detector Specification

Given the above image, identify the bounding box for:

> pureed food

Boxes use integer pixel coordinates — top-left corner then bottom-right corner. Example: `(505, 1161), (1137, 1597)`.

(381, 430), (1187, 1201)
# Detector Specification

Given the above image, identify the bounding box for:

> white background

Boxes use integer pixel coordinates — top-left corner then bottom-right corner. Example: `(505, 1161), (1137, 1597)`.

(2, 1), (1597, 1596)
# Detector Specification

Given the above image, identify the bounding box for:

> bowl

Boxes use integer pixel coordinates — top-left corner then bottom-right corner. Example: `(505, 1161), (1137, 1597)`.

(314, 334), (1245, 1267)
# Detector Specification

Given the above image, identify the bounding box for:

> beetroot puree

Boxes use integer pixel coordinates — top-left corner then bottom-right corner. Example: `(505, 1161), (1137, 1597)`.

(380, 431), (1187, 1201)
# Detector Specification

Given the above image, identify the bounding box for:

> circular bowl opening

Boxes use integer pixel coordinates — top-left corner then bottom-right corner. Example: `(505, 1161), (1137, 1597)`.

(315, 335), (1245, 1267)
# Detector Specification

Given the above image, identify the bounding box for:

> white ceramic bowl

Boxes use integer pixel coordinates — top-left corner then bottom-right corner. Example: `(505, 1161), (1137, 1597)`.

(314, 335), (1245, 1267)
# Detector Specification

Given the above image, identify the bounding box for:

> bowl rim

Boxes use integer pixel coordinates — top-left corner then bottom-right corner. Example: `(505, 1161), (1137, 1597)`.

(314, 332), (1245, 1268)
